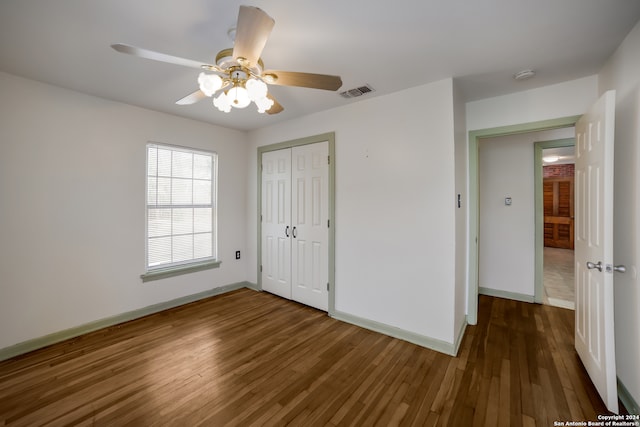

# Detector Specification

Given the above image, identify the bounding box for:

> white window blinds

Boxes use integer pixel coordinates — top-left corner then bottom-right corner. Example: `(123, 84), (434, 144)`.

(146, 143), (217, 270)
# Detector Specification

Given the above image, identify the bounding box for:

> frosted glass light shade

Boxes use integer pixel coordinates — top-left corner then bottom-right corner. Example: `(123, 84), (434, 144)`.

(246, 78), (268, 101)
(228, 85), (250, 108)
(255, 96), (274, 113)
(197, 73), (223, 97)
(213, 92), (231, 112)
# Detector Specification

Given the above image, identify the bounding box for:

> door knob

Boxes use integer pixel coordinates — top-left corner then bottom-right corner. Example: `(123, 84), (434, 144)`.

(285, 226), (290, 237)
(613, 265), (626, 273)
(292, 226), (297, 238)
(586, 261), (603, 272)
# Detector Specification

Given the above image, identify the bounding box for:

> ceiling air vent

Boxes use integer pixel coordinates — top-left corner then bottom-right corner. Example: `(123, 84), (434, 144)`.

(339, 84), (375, 99)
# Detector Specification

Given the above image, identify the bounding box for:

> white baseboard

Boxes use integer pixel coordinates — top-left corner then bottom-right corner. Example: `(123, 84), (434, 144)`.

(479, 286), (535, 303)
(330, 310), (460, 356)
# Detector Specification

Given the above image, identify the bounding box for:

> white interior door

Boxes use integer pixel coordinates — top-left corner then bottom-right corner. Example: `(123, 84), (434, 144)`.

(261, 149), (292, 299)
(574, 90), (618, 413)
(291, 142), (329, 311)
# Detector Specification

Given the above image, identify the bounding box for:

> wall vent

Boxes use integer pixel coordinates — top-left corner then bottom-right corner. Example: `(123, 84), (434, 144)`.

(339, 84), (375, 99)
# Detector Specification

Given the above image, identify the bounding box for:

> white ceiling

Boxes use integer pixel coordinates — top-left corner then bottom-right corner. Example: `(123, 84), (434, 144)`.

(1, 0), (639, 131)
(543, 146), (575, 165)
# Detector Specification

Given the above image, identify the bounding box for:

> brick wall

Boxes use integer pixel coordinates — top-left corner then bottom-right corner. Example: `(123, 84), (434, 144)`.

(543, 164), (574, 178)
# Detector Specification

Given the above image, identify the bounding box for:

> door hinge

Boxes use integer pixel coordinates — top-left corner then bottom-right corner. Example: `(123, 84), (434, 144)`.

(327, 219), (330, 228)
(327, 282), (330, 291)
(328, 155), (330, 165)
(260, 265), (263, 273)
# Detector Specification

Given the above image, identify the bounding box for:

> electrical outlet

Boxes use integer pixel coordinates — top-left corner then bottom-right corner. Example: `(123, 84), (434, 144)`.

(235, 250), (241, 260)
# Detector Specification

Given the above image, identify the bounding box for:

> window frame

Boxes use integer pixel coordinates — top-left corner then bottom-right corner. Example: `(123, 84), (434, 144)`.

(141, 142), (220, 282)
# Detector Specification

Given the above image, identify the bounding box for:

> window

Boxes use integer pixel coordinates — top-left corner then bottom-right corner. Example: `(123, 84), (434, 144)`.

(145, 143), (217, 275)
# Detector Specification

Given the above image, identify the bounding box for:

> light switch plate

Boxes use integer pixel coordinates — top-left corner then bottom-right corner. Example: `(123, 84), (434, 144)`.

(505, 197), (512, 206)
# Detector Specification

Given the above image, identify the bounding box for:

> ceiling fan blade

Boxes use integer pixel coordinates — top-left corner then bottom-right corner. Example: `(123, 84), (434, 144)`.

(232, 6), (275, 67)
(262, 70), (342, 91)
(265, 93), (284, 115)
(175, 90), (208, 105)
(111, 43), (217, 71)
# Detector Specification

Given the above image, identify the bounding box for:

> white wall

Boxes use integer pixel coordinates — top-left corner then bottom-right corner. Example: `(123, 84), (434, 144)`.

(0, 72), (250, 350)
(466, 75), (598, 131)
(478, 128), (573, 297)
(598, 19), (640, 410)
(247, 79), (459, 345)
(453, 80), (468, 339)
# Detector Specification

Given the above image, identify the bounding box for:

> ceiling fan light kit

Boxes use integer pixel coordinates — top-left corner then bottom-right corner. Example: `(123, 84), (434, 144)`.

(112, 5), (342, 116)
(198, 69), (273, 113)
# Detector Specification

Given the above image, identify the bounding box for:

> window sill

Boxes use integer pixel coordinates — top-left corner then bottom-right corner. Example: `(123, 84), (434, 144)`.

(141, 260), (222, 283)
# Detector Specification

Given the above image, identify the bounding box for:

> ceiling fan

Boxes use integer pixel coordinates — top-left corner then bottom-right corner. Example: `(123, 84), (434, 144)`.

(111, 5), (342, 115)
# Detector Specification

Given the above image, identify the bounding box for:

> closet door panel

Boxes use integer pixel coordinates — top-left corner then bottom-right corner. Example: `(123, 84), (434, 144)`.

(291, 142), (329, 311)
(261, 149), (292, 299)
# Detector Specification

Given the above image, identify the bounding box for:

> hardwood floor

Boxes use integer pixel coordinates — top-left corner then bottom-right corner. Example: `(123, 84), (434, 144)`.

(0, 289), (614, 426)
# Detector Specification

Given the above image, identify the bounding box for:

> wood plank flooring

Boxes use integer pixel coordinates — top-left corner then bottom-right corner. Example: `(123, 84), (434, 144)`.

(0, 289), (615, 426)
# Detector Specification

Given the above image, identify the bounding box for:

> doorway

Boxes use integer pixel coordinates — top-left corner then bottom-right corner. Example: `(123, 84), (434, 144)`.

(537, 142), (576, 309)
(468, 116), (580, 325)
(469, 95), (620, 414)
(476, 130), (574, 305)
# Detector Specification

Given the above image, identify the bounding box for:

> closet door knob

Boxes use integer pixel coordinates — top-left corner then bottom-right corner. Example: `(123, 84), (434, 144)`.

(292, 226), (297, 238)
(285, 226), (290, 237)
(586, 261), (603, 272)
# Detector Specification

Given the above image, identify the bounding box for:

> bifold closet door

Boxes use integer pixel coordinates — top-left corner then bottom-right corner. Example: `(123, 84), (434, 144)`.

(261, 141), (329, 311)
(291, 141), (329, 311)
(261, 148), (292, 299)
